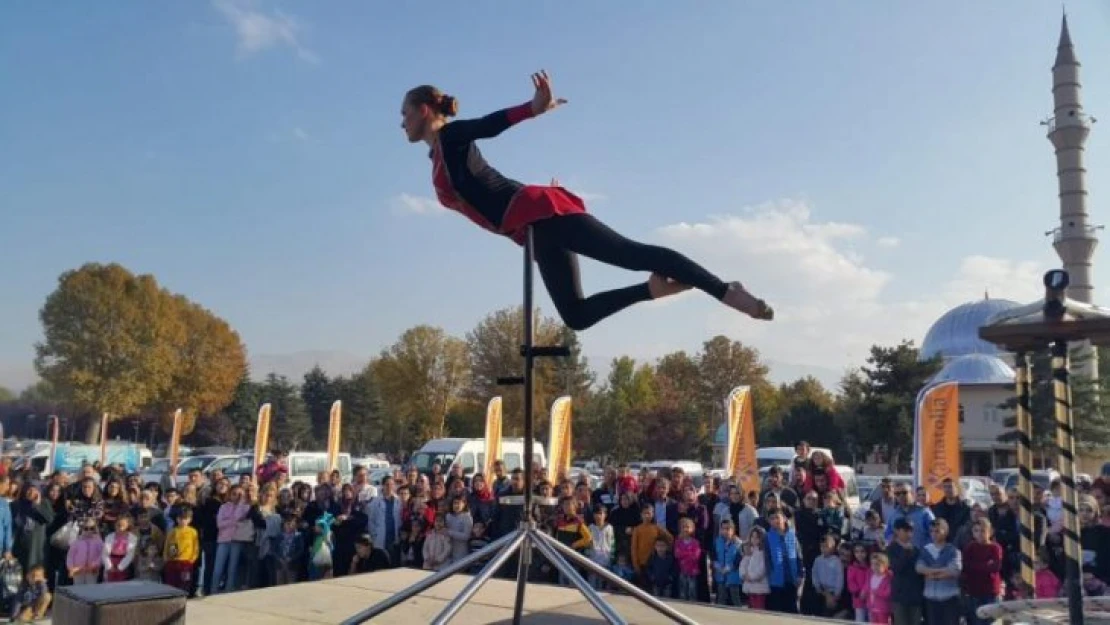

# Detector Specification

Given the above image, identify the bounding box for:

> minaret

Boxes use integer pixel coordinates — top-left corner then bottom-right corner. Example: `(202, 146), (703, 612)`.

(1045, 13), (1101, 378)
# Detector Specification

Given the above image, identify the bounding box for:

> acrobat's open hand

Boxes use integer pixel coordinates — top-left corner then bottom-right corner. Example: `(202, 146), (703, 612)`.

(531, 70), (567, 116)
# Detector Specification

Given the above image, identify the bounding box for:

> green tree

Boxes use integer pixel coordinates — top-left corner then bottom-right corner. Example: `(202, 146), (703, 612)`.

(0, 387), (14, 403)
(334, 365), (383, 455)
(301, 366), (336, 444)
(372, 325), (469, 452)
(219, 372), (264, 449)
(652, 351), (705, 461)
(262, 373), (313, 451)
(34, 263), (182, 442)
(464, 307), (566, 435)
(853, 341), (943, 471)
(149, 295), (247, 437)
(19, 380), (61, 405)
(580, 357), (654, 462)
(998, 345), (1110, 453)
(834, 370), (869, 465)
(695, 336), (777, 460)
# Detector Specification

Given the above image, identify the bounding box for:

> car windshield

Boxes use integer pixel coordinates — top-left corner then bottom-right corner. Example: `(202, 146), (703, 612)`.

(411, 452), (455, 472)
(176, 456), (212, 474)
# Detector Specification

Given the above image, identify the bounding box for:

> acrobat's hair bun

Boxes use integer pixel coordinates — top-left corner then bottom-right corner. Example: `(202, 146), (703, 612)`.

(439, 95), (459, 117)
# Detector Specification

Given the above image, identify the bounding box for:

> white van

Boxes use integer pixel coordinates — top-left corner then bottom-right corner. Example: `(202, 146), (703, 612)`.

(410, 438), (546, 476)
(285, 451), (353, 484)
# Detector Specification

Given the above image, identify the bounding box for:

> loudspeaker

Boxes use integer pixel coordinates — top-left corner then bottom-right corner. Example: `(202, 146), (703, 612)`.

(53, 580), (186, 625)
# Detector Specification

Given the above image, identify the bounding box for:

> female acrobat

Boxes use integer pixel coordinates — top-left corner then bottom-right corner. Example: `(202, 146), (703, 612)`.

(400, 70), (773, 331)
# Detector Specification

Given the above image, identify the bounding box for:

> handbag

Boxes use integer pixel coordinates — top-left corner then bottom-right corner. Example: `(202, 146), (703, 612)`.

(312, 542), (332, 568)
(50, 520), (80, 550)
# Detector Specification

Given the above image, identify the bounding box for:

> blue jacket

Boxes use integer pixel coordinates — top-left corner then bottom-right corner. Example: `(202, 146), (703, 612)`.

(0, 499), (12, 554)
(915, 542), (961, 601)
(765, 528), (803, 588)
(712, 535), (742, 585)
(884, 504), (935, 549)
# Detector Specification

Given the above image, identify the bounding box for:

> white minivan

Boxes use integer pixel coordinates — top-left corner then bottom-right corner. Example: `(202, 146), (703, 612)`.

(410, 438), (546, 476)
(285, 452), (353, 484)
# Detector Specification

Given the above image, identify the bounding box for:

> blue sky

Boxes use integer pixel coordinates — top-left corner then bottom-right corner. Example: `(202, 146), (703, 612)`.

(3, 1), (1110, 392)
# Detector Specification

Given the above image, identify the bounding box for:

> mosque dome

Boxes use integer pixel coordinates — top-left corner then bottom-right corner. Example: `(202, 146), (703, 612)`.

(919, 296), (1022, 362)
(928, 353), (1015, 386)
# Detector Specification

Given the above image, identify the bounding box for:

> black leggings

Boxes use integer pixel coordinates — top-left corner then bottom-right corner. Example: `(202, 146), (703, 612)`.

(531, 213), (729, 331)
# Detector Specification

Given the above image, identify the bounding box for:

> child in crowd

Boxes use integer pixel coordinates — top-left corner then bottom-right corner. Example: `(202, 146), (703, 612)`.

(102, 514), (138, 582)
(445, 496), (473, 565)
(467, 521), (489, 575)
(587, 505), (615, 590)
(613, 553), (635, 584)
(9, 565), (50, 624)
(741, 527), (769, 609)
(673, 518), (702, 601)
(274, 515), (306, 586)
(163, 505), (198, 591)
(422, 514), (452, 572)
(66, 521), (103, 586)
(812, 534), (845, 617)
(631, 506), (672, 587)
(646, 538), (676, 598)
(711, 519), (742, 606)
(863, 552), (892, 625)
(847, 541), (872, 623)
(135, 543), (164, 583)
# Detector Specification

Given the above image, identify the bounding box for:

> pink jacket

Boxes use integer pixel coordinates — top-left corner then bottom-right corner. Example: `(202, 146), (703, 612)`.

(846, 561), (870, 609)
(66, 535), (104, 571)
(1036, 568), (1061, 599)
(862, 571), (892, 624)
(673, 537), (702, 577)
(216, 503), (251, 543)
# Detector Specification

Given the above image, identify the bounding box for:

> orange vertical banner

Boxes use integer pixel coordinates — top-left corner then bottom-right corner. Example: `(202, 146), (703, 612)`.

(483, 397), (503, 479)
(168, 409), (184, 487)
(914, 381), (961, 504)
(253, 403), (272, 475)
(726, 386), (760, 499)
(326, 400), (342, 472)
(546, 396), (572, 483)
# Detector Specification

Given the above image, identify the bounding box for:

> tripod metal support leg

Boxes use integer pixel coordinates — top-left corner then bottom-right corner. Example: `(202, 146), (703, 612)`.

(431, 531), (527, 625)
(511, 532), (531, 624)
(534, 531), (700, 625)
(339, 529), (521, 625)
(532, 533), (627, 625)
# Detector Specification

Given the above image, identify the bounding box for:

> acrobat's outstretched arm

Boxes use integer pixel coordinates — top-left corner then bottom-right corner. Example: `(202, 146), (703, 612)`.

(444, 70), (568, 144)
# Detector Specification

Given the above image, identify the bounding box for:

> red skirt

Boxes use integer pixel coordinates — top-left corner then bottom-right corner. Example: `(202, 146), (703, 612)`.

(164, 560), (193, 589)
(502, 185), (588, 245)
(105, 554), (129, 582)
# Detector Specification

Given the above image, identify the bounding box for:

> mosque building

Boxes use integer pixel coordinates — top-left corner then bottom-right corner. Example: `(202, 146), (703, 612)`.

(915, 13), (1100, 476)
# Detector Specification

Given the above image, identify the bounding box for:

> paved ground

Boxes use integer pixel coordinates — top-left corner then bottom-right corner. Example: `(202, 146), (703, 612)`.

(182, 570), (839, 624)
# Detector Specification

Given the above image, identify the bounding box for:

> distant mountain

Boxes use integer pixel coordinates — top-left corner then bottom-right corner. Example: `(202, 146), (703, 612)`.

(249, 350), (367, 383)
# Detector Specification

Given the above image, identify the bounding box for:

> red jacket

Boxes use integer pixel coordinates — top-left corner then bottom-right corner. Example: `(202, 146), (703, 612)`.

(961, 540), (1003, 597)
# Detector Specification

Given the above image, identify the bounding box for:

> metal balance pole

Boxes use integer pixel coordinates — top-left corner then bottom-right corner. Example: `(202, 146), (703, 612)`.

(342, 224), (701, 624)
(979, 268), (1110, 625)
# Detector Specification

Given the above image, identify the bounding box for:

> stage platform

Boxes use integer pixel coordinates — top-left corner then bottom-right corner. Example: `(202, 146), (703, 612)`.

(179, 570), (832, 624)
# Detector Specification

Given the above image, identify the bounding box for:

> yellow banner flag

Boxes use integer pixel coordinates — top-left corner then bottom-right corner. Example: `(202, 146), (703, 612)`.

(914, 381), (961, 504)
(253, 403), (272, 475)
(327, 400), (342, 472)
(483, 397), (503, 478)
(546, 396), (573, 483)
(169, 409), (184, 487)
(726, 386), (760, 498)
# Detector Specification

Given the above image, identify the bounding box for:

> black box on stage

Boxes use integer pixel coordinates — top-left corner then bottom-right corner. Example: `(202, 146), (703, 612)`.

(53, 580), (187, 625)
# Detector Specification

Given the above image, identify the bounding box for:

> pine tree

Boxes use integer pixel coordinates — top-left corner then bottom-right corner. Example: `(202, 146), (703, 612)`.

(301, 366), (335, 444)
(262, 373), (313, 451)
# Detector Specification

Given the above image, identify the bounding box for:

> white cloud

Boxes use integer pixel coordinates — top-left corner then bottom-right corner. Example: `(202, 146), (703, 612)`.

(293, 127), (309, 141)
(652, 199), (1043, 376)
(213, 0), (318, 63)
(876, 236), (901, 248)
(392, 193), (445, 216)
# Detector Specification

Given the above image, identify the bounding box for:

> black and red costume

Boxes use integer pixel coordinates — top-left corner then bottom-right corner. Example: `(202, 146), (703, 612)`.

(429, 102), (730, 330)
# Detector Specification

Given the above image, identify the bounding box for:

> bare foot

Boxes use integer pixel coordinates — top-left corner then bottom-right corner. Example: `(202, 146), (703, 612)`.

(722, 281), (773, 320)
(648, 274), (692, 299)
